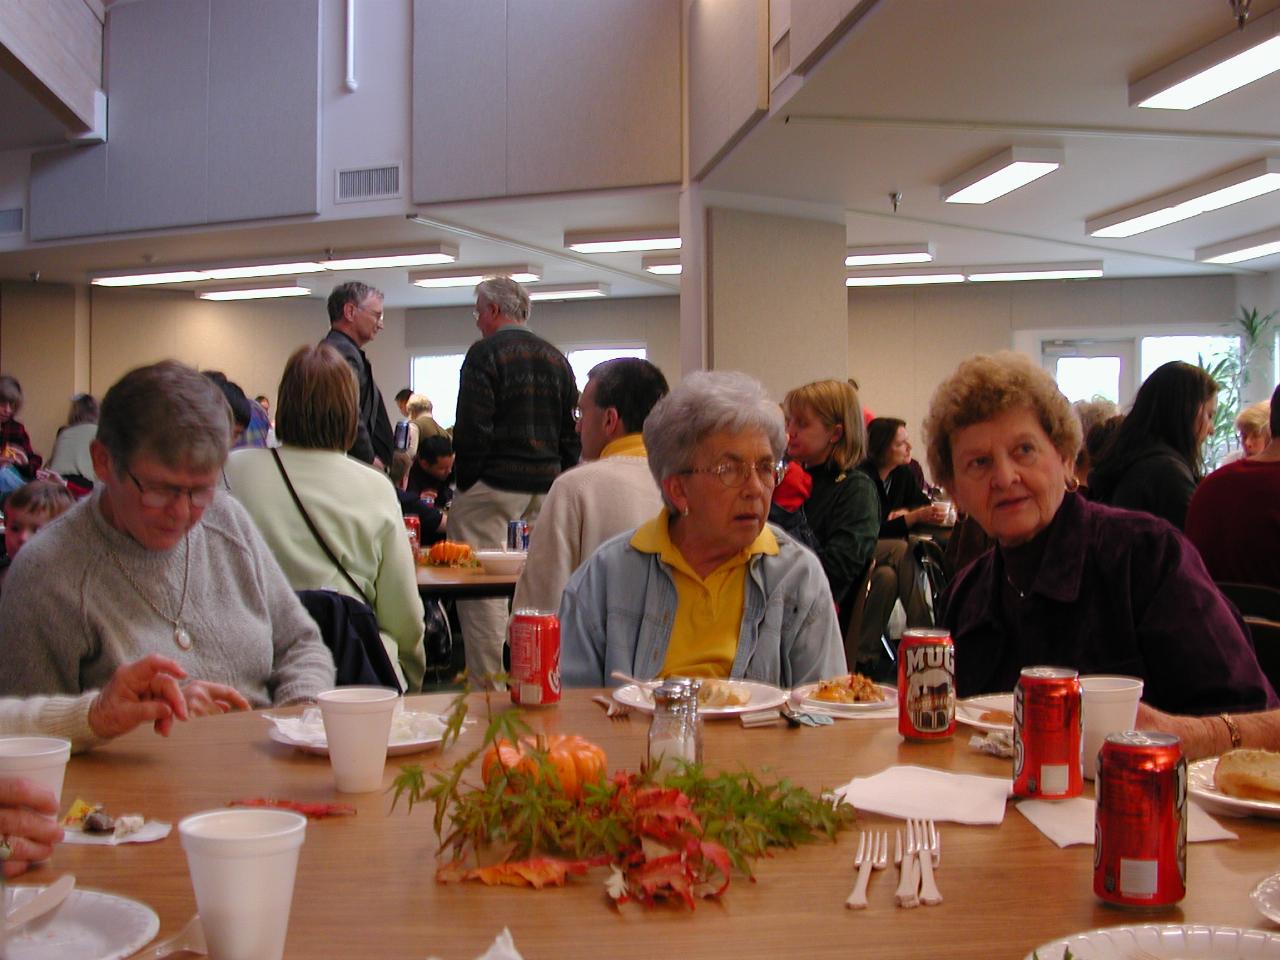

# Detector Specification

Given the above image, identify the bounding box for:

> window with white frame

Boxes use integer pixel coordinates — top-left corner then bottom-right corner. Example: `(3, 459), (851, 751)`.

(410, 345), (649, 428)
(1139, 335), (1239, 381)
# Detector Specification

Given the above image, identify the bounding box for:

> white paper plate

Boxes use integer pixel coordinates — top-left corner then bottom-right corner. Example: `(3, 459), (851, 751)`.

(956, 693), (1015, 734)
(1025, 924), (1280, 959)
(267, 709), (446, 757)
(1188, 757), (1280, 820)
(792, 681), (897, 714)
(1253, 873), (1280, 925)
(612, 680), (788, 718)
(2, 887), (159, 960)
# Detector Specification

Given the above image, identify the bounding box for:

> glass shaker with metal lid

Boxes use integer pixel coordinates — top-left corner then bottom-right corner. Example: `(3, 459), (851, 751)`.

(674, 677), (705, 764)
(648, 681), (695, 776)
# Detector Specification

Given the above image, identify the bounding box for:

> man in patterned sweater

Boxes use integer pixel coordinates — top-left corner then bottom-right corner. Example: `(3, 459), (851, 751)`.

(450, 278), (580, 684)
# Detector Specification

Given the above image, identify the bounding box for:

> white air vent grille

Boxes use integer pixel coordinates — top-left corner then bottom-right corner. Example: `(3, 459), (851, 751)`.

(335, 164), (401, 203)
(0, 208), (23, 235)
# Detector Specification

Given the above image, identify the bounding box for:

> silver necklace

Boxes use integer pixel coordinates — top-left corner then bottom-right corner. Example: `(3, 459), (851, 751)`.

(107, 531), (193, 649)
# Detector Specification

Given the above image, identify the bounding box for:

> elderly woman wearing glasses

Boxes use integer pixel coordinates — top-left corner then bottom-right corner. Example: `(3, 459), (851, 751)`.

(560, 371), (845, 688)
(0, 361), (335, 709)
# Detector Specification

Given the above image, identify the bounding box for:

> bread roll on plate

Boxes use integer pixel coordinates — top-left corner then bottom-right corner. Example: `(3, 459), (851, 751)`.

(1214, 748), (1280, 801)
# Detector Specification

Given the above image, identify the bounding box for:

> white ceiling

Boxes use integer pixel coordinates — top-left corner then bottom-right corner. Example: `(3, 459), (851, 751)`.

(4, 0), (1280, 302)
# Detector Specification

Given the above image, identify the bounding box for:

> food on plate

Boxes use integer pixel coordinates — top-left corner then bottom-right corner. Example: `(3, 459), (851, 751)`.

(428, 540), (474, 566)
(979, 708), (1014, 724)
(83, 810), (115, 834)
(62, 797), (147, 838)
(698, 679), (751, 708)
(810, 673), (885, 704)
(481, 734), (607, 801)
(1214, 748), (1280, 801)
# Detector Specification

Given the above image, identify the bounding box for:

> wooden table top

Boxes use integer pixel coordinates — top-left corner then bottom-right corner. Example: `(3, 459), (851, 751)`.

(36, 690), (1280, 959)
(416, 565), (519, 598)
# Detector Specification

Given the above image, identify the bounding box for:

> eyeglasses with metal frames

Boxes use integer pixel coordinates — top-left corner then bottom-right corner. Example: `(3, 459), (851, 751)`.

(682, 458), (785, 489)
(127, 468), (218, 509)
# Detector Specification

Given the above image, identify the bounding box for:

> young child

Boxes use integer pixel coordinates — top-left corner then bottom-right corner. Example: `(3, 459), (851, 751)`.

(1, 480), (74, 592)
(0, 375), (43, 498)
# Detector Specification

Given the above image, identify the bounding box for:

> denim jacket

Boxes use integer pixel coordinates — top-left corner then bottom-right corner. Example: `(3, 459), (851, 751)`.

(559, 522), (845, 688)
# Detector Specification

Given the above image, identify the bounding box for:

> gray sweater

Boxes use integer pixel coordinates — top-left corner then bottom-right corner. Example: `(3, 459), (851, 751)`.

(0, 489), (335, 707)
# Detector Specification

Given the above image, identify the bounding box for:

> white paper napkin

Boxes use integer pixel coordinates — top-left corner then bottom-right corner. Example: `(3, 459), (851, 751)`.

(833, 764), (1014, 824)
(1016, 796), (1237, 847)
(267, 706), (446, 749)
(61, 820), (172, 845)
(427, 928), (524, 960)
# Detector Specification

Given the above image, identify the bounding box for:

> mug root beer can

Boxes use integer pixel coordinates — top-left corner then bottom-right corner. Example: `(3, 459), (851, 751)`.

(1094, 731), (1186, 909)
(508, 609), (561, 707)
(897, 629), (956, 741)
(1014, 666), (1082, 799)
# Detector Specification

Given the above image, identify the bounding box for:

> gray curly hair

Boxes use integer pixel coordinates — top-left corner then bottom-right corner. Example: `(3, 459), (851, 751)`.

(643, 370), (786, 513)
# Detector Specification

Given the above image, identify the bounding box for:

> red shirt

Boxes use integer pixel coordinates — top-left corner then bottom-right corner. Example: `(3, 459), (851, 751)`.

(1185, 457), (1280, 590)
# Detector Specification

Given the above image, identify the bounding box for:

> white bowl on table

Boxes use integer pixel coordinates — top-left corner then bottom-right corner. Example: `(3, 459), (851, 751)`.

(474, 549), (527, 576)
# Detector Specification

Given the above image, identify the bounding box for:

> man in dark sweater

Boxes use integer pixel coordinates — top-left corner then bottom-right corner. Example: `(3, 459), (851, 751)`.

(451, 277), (580, 683)
(321, 282), (395, 468)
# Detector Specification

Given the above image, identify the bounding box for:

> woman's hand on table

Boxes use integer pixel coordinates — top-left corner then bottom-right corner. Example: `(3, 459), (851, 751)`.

(0, 777), (64, 878)
(181, 680), (251, 718)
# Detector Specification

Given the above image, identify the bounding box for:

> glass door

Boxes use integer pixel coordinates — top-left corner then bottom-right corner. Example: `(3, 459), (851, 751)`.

(1041, 339), (1136, 407)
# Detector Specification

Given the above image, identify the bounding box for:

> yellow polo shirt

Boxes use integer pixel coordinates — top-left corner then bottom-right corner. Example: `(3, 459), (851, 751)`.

(599, 433), (647, 460)
(629, 512), (779, 678)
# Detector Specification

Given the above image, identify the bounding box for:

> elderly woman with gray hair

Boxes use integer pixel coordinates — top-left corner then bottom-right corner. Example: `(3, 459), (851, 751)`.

(560, 371), (845, 688)
(0, 360), (335, 709)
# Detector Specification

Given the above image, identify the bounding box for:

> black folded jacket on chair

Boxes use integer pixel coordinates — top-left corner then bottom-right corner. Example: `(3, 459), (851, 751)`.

(296, 589), (403, 693)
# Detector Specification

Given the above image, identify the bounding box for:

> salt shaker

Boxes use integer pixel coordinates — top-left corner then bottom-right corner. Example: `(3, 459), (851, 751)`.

(677, 678), (705, 764)
(648, 681), (694, 776)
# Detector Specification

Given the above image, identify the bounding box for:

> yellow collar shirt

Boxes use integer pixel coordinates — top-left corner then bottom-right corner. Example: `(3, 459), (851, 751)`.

(598, 433), (647, 460)
(629, 512), (779, 678)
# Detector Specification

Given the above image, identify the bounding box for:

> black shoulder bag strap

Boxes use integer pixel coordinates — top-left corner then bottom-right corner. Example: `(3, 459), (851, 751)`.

(271, 448), (375, 609)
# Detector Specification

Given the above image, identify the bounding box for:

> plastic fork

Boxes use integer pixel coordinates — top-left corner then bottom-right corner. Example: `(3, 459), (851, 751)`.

(914, 819), (943, 906)
(149, 914), (207, 958)
(844, 831), (887, 909)
(893, 825), (920, 908)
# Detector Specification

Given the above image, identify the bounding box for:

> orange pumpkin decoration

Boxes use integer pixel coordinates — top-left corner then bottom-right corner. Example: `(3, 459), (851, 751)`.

(428, 540), (472, 565)
(481, 735), (607, 800)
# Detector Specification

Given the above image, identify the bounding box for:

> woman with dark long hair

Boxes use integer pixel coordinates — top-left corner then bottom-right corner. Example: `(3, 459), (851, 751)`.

(1088, 361), (1218, 529)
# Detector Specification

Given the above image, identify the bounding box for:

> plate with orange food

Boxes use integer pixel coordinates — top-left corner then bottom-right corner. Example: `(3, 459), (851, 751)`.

(955, 693), (1015, 734)
(792, 674), (897, 714)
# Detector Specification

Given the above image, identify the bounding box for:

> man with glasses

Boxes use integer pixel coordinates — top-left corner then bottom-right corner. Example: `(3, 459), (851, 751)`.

(323, 282), (394, 468)
(512, 358), (669, 614)
(451, 277), (580, 685)
(559, 371), (844, 688)
(0, 360), (335, 710)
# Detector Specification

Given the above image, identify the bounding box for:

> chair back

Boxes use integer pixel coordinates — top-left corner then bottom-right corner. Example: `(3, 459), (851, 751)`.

(296, 589), (403, 693)
(1247, 617), (1280, 694)
(1217, 582), (1280, 622)
(841, 560), (876, 670)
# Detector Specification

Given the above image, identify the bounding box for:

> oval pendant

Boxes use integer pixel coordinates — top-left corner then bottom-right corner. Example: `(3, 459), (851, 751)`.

(174, 626), (193, 650)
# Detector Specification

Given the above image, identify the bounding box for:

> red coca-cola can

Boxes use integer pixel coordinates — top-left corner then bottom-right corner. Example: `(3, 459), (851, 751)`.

(897, 629), (956, 741)
(1094, 731), (1186, 909)
(1014, 666), (1083, 799)
(403, 516), (420, 557)
(508, 609), (561, 707)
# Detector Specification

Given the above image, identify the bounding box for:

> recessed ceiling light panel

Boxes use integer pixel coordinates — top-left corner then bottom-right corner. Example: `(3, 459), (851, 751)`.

(1087, 157), (1280, 238)
(846, 269), (966, 287)
(966, 261), (1103, 282)
(1131, 7), (1280, 110)
(527, 283), (610, 301)
(196, 280), (313, 301)
(845, 243), (935, 267)
(1197, 225), (1280, 263)
(408, 264), (543, 289)
(91, 270), (209, 287)
(564, 227), (681, 254)
(641, 254), (682, 275)
(322, 242), (459, 271)
(941, 147), (1063, 204)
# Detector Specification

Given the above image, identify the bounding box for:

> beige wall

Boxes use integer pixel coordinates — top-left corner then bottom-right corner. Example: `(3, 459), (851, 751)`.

(405, 296), (682, 386)
(0, 281), (83, 457)
(706, 207), (848, 400)
(848, 274), (1250, 468)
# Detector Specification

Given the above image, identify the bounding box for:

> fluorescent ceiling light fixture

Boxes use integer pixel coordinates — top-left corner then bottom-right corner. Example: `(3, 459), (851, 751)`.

(1087, 157), (1280, 238)
(967, 262), (1103, 282)
(527, 283), (610, 301)
(322, 242), (459, 271)
(201, 260), (325, 281)
(91, 270), (208, 287)
(845, 243), (934, 267)
(641, 254), (682, 275)
(196, 280), (312, 301)
(408, 264), (542, 288)
(1197, 225), (1280, 263)
(564, 227), (681, 254)
(846, 269), (965, 287)
(1131, 7), (1280, 110)
(941, 147), (1063, 204)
